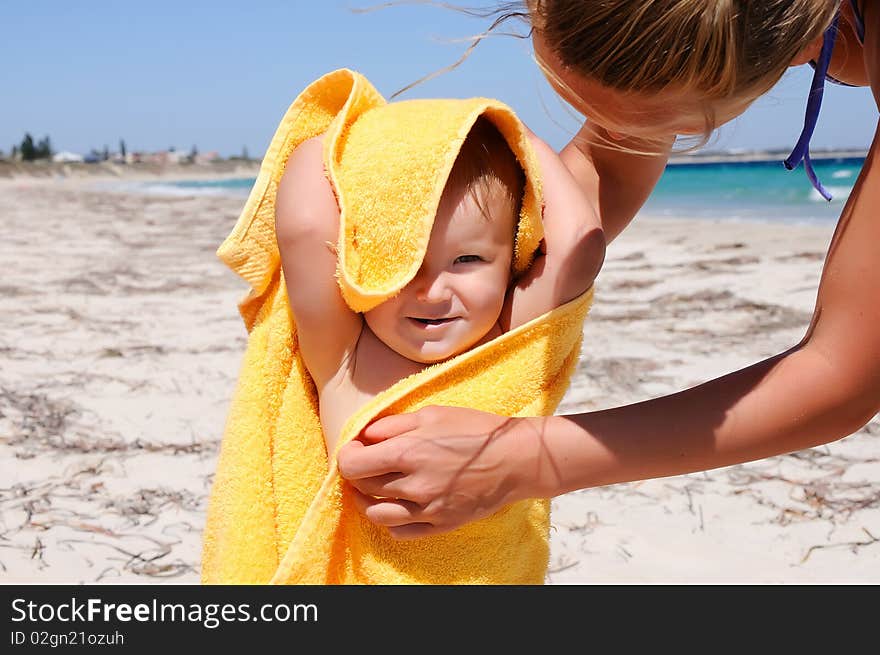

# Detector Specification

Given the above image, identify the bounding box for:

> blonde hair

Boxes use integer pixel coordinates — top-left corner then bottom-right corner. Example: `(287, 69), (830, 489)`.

(513, 1), (840, 142)
(365, 1), (840, 148)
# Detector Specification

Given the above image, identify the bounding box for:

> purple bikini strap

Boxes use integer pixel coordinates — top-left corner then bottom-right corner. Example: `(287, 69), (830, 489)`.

(783, 12), (840, 201)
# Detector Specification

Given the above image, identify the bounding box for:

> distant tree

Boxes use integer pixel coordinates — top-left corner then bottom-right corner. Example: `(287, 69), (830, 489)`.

(102, 145), (109, 161)
(36, 135), (52, 159)
(12, 145), (19, 160)
(120, 139), (127, 161)
(189, 144), (198, 161)
(242, 145), (249, 161)
(20, 133), (36, 161)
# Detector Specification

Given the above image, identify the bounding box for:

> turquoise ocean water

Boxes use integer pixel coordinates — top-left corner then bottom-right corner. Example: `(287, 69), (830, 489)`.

(141, 155), (865, 225)
(642, 155), (865, 223)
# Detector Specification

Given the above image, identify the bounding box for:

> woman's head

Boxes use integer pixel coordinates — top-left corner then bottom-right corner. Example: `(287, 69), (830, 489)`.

(525, 0), (839, 143)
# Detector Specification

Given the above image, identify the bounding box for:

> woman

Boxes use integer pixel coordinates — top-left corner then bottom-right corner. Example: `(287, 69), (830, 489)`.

(337, 0), (880, 539)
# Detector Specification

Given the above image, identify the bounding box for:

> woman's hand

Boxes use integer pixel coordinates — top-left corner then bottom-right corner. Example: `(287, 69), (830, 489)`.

(336, 406), (541, 539)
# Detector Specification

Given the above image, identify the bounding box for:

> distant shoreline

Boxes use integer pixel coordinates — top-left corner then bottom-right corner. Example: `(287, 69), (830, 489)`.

(0, 148), (867, 181)
(0, 159), (261, 181)
(668, 148), (867, 165)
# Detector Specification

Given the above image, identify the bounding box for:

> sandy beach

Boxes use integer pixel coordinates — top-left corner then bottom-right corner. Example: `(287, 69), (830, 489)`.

(1, 169), (877, 585)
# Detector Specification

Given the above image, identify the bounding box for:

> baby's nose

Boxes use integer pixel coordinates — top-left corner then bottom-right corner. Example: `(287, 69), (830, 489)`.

(414, 270), (452, 303)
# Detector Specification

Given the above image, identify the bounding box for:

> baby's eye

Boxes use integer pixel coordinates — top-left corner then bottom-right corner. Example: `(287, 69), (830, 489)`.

(454, 254), (484, 265)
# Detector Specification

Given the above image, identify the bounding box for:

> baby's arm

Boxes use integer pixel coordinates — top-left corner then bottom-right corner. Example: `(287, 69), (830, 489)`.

(503, 131), (606, 330)
(560, 122), (672, 244)
(275, 135), (363, 389)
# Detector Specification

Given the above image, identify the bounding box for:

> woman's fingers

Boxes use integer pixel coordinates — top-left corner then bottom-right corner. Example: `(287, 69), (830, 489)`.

(351, 488), (425, 528)
(360, 412), (420, 442)
(337, 412), (425, 480)
(337, 438), (399, 480)
(345, 472), (406, 499)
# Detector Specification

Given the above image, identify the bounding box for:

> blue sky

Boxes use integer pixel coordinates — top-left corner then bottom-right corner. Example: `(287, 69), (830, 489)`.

(2, 1), (877, 158)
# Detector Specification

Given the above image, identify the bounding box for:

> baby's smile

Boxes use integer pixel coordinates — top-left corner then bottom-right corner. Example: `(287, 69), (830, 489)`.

(408, 316), (458, 327)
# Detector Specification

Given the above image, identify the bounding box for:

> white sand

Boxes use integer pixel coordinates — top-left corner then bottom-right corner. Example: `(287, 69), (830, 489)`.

(0, 174), (877, 585)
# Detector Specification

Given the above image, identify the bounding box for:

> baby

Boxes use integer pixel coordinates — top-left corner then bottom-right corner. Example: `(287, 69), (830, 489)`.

(275, 117), (603, 456)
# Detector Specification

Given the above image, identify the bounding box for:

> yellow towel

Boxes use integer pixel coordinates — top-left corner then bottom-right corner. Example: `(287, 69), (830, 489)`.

(200, 69), (593, 585)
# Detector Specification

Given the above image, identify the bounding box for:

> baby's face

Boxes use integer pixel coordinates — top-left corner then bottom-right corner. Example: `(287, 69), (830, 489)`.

(364, 179), (516, 364)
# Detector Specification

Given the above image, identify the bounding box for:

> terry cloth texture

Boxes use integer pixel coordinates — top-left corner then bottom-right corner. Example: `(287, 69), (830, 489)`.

(200, 68), (593, 584)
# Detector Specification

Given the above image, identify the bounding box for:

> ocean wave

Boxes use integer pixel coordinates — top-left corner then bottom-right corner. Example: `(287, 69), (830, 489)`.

(142, 184), (234, 197)
(107, 180), (254, 198)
